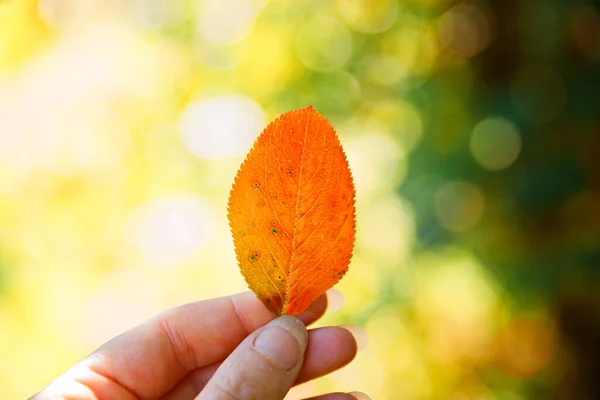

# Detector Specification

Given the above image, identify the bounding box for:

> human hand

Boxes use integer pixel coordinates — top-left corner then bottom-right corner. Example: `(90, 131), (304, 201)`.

(31, 291), (368, 400)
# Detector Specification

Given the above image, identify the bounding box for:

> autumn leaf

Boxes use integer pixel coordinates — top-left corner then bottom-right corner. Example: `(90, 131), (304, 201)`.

(227, 106), (356, 316)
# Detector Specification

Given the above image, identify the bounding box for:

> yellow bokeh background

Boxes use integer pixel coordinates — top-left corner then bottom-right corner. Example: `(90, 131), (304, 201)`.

(3, 0), (599, 398)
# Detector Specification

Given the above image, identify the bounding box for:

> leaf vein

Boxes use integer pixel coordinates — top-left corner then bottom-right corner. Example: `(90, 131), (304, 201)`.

(284, 114), (313, 311)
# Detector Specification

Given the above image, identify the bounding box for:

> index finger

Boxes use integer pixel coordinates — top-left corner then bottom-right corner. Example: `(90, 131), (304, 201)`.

(37, 291), (327, 400)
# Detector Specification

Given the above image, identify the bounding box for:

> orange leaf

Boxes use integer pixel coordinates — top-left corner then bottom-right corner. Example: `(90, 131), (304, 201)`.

(227, 106), (356, 315)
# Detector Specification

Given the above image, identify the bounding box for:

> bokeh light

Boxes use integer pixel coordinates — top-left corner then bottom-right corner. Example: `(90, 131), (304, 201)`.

(336, 0), (398, 34)
(494, 317), (555, 379)
(437, 3), (495, 58)
(122, 0), (189, 31)
(434, 181), (485, 232)
(195, 0), (264, 45)
(344, 132), (406, 193)
(296, 15), (352, 71)
(356, 194), (414, 266)
(414, 250), (500, 364)
(470, 117), (522, 171)
(367, 100), (424, 151)
(179, 94), (265, 160)
(124, 196), (214, 265)
(38, 0), (102, 31)
(570, 5), (600, 61)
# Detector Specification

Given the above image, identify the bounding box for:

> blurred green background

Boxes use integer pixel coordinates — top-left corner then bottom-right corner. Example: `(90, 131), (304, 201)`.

(1, 0), (600, 398)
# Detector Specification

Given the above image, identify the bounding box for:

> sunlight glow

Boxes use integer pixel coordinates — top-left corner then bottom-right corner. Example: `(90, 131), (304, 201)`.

(179, 94), (265, 160)
(195, 0), (264, 45)
(125, 196), (214, 265)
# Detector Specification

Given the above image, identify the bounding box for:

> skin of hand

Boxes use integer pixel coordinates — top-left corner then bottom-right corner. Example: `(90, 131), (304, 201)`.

(30, 291), (366, 400)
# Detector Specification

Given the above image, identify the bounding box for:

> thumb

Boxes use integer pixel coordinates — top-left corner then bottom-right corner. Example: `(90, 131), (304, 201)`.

(198, 315), (308, 400)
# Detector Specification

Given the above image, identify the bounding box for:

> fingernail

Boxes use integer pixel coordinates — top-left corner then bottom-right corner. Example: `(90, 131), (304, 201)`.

(348, 391), (371, 400)
(339, 325), (369, 351)
(253, 316), (308, 370)
(326, 288), (345, 312)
